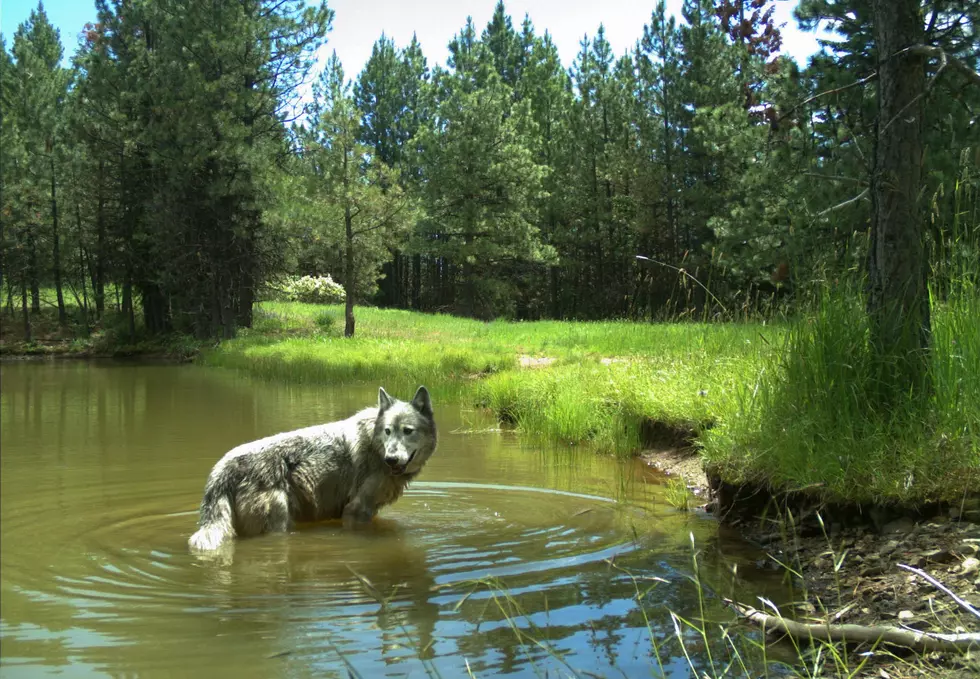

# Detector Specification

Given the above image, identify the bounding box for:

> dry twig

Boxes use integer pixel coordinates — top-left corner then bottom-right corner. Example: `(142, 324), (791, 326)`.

(724, 599), (980, 653)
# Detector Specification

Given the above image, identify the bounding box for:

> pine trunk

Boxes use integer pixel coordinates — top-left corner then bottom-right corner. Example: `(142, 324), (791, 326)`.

(51, 154), (67, 326)
(868, 0), (930, 395)
(344, 203), (355, 338)
(21, 278), (31, 342)
(411, 253), (421, 309)
(29, 232), (40, 313)
(94, 160), (106, 318)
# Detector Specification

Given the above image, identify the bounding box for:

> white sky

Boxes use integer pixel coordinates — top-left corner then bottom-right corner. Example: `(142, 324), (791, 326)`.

(320, 0), (836, 80)
(3, 0), (838, 95)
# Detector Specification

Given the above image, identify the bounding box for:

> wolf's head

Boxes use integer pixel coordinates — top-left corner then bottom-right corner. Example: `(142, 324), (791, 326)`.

(375, 386), (437, 478)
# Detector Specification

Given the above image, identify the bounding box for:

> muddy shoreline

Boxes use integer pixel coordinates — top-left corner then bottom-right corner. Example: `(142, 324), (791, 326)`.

(641, 446), (980, 677)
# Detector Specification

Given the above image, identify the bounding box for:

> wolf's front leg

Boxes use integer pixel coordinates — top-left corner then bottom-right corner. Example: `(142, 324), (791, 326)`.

(342, 475), (382, 529)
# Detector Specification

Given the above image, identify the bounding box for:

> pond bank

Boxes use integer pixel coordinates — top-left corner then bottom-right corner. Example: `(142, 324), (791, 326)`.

(5, 302), (979, 675)
(640, 444), (980, 678)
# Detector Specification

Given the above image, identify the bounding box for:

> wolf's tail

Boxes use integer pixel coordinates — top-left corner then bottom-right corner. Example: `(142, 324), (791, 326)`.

(188, 485), (236, 553)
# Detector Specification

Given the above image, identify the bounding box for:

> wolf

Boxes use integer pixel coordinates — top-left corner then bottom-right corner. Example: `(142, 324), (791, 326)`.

(188, 386), (437, 553)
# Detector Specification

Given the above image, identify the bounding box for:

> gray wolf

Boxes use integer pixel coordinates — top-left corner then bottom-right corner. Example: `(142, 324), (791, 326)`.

(188, 386), (436, 553)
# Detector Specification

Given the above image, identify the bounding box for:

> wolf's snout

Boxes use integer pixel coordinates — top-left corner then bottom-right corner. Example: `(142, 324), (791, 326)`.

(384, 454), (401, 467)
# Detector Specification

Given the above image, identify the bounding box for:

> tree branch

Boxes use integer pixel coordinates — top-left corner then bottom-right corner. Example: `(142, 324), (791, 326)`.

(724, 599), (980, 653)
(897, 563), (980, 620)
(816, 188), (869, 217)
(778, 72), (878, 124)
(904, 44), (980, 88)
(803, 173), (868, 187)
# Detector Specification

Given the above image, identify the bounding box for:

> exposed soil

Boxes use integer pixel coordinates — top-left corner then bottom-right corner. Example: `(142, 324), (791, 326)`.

(517, 354), (556, 368)
(640, 446), (709, 498)
(641, 447), (980, 677)
(744, 513), (980, 677)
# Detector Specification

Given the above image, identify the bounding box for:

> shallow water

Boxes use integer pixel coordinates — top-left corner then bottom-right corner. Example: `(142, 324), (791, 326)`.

(1, 361), (786, 678)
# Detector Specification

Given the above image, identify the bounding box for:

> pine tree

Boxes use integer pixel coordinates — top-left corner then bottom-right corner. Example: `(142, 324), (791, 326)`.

(305, 54), (411, 337)
(419, 39), (553, 319)
(9, 4), (71, 323)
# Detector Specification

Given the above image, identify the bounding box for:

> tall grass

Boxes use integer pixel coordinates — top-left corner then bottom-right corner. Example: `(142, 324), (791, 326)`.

(701, 162), (980, 504)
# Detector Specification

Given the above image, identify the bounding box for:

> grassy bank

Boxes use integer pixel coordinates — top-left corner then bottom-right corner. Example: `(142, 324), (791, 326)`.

(6, 285), (977, 506)
(701, 283), (980, 505)
(201, 301), (774, 446)
(200, 297), (978, 505)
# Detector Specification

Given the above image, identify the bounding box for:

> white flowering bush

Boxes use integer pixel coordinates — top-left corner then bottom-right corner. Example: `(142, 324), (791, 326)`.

(278, 275), (346, 305)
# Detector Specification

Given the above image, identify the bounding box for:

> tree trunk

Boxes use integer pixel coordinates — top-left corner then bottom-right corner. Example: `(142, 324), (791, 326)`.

(550, 265), (561, 319)
(344, 203), (355, 338)
(51, 154), (67, 326)
(868, 0), (930, 395)
(29, 232), (40, 313)
(94, 160), (106, 319)
(78, 243), (89, 332)
(236, 269), (254, 329)
(411, 253), (421, 309)
(122, 278), (135, 342)
(21, 278), (31, 342)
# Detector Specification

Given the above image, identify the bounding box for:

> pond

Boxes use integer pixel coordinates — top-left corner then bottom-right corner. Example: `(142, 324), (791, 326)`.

(1, 361), (788, 678)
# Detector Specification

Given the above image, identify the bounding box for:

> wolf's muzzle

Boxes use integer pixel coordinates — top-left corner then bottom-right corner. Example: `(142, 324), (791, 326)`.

(385, 450), (417, 475)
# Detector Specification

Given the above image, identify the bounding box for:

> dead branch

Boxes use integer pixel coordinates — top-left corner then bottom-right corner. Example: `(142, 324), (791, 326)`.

(905, 44), (980, 89)
(816, 188), (869, 217)
(724, 599), (980, 653)
(897, 563), (980, 621)
(803, 173), (868, 187)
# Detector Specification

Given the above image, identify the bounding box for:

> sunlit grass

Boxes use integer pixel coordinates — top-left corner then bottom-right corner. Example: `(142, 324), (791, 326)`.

(204, 302), (776, 451)
(204, 285), (980, 504)
(700, 169), (980, 505)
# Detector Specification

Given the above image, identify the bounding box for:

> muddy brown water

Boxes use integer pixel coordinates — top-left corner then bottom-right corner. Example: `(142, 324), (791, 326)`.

(1, 361), (789, 678)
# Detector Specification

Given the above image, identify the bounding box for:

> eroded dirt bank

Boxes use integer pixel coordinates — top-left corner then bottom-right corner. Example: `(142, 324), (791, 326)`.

(641, 446), (980, 678)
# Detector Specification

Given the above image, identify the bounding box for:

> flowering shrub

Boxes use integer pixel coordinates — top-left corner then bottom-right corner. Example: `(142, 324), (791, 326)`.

(278, 275), (346, 305)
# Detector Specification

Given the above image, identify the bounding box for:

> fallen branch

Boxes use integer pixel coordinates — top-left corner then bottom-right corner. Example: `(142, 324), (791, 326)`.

(897, 563), (980, 621)
(724, 599), (980, 653)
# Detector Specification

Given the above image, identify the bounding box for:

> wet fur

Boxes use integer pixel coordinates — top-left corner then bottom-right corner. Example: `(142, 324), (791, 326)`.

(188, 386), (436, 553)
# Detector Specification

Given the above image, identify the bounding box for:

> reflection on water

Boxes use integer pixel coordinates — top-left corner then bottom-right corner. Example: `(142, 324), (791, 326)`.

(1, 361), (787, 677)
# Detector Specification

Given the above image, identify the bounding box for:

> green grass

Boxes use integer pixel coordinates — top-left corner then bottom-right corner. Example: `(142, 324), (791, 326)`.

(700, 281), (980, 505)
(203, 301), (775, 449)
(203, 290), (979, 504)
(0, 285), (205, 360)
(8, 276), (978, 505)
(699, 166), (980, 506)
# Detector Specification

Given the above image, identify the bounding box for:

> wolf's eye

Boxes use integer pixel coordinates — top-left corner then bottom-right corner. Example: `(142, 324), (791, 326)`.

(384, 427), (391, 436)
(403, 427), (414, 435)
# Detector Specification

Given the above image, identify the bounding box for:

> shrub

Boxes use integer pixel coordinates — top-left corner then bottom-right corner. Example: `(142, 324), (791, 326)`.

(274, 275), (346, 305)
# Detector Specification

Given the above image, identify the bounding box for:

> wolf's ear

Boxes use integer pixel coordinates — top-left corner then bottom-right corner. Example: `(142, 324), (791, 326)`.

(410, 386), (433, 417)
(378, 387), (394, 412)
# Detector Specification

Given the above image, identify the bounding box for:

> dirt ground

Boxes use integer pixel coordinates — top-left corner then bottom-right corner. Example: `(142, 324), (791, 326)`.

(640, 447), (980, 678)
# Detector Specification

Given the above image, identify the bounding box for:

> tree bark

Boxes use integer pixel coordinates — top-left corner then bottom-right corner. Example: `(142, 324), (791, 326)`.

(343, 141), (356, 338)
(411, 253), (421, 309)
(122, 278), (135, 342)
(78, 243), (89, 331)
(550, 265), (561, 319)
(51, 154), (67, 326)
(94, 160), (106, 319)
(21, 278), (31, 342)
(29, 230), (40, 313)
(344, 202), (355, 338)
(868, 0), (930, 395)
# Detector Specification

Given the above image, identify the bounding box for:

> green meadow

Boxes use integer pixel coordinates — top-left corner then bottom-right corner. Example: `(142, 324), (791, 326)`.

(201, 297), (979, 506)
